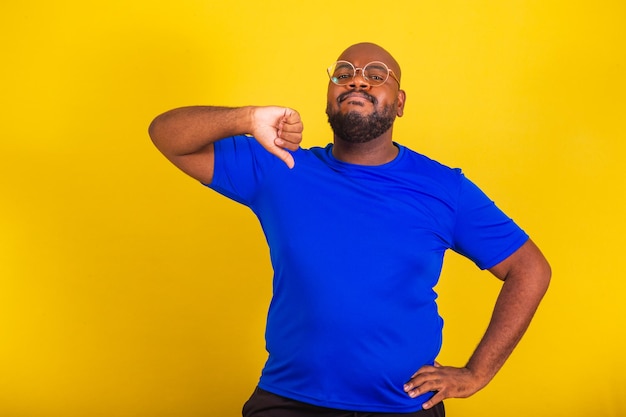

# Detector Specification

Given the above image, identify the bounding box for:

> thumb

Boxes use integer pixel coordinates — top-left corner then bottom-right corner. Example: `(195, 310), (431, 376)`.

(271, 143), (295, 169)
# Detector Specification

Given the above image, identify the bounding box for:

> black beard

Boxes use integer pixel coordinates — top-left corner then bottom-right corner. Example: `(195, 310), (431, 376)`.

(326, 101), (397, 144)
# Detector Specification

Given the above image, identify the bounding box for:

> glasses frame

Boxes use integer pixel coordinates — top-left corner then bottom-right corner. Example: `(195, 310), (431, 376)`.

(327, 60), (400, 87)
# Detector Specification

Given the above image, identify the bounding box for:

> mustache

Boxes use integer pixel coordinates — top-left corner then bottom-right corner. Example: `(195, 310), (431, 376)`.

(337, 91), (378, 105)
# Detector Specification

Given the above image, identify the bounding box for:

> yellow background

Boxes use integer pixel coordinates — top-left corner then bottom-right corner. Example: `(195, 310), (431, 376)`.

(1, 1), (625, 416)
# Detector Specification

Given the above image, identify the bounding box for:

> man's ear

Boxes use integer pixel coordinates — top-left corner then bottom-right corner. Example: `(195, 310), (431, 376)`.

(396, 90), (406, 117)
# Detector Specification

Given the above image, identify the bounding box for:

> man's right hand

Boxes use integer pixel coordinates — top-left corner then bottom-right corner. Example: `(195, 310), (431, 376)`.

(149, 105), (304, 184)
(249, 106), (303, 169)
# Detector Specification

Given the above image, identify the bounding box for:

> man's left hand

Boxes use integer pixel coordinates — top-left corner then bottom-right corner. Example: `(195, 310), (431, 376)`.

(403, 363), (486, 410)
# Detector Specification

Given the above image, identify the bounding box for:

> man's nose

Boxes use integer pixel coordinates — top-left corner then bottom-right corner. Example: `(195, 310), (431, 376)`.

(348, 70), (371, 89)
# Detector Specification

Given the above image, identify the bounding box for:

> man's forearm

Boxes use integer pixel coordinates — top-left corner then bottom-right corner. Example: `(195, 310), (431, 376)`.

(148, 106), (254, 158)
(465, 261), (551, 388)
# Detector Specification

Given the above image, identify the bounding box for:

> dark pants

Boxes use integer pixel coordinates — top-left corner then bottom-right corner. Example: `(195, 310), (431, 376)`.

(242, 387), (445, 417)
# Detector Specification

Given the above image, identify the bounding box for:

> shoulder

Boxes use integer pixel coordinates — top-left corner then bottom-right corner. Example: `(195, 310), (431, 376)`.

(396, 144), (464, 185)
(398, 144), (458, 171)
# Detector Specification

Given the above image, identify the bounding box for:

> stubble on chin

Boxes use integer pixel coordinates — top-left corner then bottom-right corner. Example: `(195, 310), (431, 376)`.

(326, 102), (397, 144)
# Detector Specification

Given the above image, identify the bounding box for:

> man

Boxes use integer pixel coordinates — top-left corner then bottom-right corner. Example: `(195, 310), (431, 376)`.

(149, 42), (551, 416)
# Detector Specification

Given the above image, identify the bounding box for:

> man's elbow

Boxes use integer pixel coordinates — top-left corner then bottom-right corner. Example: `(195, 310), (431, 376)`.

(148, 116), (165, 148)
(537, 255), (552, 295)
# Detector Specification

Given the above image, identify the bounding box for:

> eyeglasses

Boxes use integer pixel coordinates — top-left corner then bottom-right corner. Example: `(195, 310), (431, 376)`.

(327, 60), (400, 87)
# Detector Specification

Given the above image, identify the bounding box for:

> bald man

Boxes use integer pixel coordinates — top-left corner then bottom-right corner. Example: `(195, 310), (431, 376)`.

(149, 42), (550, 416)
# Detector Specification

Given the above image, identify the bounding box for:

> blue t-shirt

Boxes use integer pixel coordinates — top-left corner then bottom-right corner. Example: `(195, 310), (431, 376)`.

(208, 135), (528, 413)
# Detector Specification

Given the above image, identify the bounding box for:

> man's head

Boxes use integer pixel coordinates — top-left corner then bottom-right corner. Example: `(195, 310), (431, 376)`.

(325, 42), (406, 144)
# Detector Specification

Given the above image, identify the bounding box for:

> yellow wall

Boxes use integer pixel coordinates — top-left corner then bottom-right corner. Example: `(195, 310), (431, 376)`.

(1, 1), (625, 416)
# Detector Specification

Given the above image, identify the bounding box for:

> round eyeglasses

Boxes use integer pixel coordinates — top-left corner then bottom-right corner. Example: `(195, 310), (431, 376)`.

(327, 60), (400, 87)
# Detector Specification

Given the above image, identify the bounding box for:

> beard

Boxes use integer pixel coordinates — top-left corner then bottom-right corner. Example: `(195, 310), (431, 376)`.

(326, 96), (397, 143)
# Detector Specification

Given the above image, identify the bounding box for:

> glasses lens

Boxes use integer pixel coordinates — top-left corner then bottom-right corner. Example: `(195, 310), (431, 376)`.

(363, 62), (389, 86)
(328, 61), (391, 86)
(329, 61), (355, 85)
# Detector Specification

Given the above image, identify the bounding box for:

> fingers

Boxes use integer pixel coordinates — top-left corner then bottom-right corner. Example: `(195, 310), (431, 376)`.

(274, 137), (299, 151)
(409, 364), (438, 379)
(422, 391), (445, 410)
(405, 369), (443, 409)
(404, 366), (439, 399)
(275, 109), (300, 168)
(276, 109), (303, 150)
(404, 365), (480, 409)
(273, 109), (302, 166)
(282, 107), (302, 126)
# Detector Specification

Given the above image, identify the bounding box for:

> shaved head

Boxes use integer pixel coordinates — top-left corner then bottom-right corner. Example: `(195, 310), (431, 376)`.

(336, 42), (402, 83)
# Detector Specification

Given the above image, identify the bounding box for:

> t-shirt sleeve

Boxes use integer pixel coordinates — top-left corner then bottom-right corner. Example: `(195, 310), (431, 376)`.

(451, 174), (529, 270)
(205, 135), (278, 207)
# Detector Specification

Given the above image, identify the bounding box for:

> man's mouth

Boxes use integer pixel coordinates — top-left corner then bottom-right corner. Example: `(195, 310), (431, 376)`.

(338, 91), (377, 105)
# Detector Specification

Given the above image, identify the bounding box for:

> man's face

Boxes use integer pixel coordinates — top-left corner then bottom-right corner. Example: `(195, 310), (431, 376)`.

(325, 44), (405, 143)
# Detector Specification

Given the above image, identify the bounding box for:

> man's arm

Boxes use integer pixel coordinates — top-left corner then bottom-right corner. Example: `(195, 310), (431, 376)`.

(403, 238), (551, 409)
(148, 106), (303, 184)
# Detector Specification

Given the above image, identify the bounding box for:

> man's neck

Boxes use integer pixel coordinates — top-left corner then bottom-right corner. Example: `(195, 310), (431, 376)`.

(331, 135), (399, 166)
